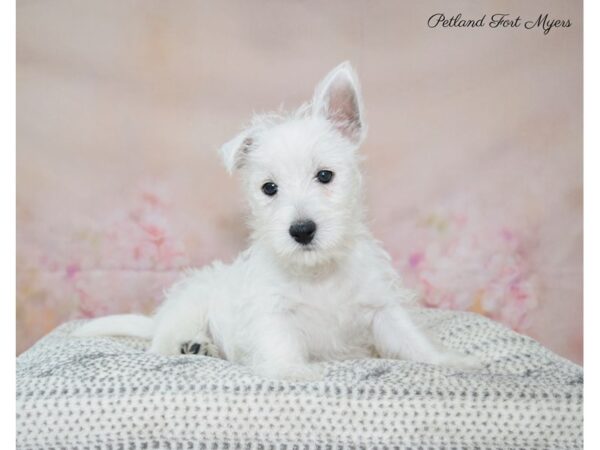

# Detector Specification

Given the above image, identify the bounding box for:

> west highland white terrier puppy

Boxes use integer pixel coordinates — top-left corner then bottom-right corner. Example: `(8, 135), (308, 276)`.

(74, 62), (477, 380)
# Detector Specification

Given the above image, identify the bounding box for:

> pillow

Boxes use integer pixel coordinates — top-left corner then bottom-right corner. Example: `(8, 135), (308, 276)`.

(16, 308), (583, 449)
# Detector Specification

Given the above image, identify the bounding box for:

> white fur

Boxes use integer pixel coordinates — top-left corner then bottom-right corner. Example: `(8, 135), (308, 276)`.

(73, 62), (478, 380)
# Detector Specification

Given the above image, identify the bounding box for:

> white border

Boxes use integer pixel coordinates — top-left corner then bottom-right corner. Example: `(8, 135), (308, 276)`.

(2, 0), (16, 448)
(584, 0), (596, 447)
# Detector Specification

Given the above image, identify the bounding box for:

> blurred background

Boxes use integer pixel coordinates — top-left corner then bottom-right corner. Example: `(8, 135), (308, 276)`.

(16, 1), (582, 363)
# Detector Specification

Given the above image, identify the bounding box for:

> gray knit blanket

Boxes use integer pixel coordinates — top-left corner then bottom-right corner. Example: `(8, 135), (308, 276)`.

(16, 309), (583, 449)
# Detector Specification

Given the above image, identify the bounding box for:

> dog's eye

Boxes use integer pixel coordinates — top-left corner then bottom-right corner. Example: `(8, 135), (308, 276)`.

(261, 182), (278, 196)
(316, 170), (334, 184)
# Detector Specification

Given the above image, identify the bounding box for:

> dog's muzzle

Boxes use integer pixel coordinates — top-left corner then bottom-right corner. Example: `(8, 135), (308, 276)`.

(289, 220), (317, 245)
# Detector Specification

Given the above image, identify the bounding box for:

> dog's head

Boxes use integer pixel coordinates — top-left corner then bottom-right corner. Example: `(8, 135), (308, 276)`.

(220, 62), (367, 267)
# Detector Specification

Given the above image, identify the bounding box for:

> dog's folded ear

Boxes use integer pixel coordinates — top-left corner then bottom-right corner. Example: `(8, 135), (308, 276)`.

(312, 61), (365, 144)
(219, 129), (254, 174)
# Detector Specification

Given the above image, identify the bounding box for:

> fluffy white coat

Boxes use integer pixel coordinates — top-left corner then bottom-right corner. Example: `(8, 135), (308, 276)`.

(74, 62), (477, 380)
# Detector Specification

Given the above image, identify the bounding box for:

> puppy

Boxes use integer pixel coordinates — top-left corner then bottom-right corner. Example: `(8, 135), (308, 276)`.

(74, 62), (477, 380)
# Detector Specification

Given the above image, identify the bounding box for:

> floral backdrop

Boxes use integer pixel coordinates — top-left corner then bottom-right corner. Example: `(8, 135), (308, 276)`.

(17, 0), (582, 364)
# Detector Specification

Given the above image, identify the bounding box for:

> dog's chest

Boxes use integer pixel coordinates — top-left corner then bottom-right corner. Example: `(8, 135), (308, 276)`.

(284, 275), (376, 359)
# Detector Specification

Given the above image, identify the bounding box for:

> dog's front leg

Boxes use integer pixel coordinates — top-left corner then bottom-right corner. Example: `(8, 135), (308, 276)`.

(248, 314), (322, 381)
(372, 305), (479, 369)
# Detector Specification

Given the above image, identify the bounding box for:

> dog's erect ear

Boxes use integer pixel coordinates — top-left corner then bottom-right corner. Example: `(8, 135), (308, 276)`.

(219, 130), (254, 174)
(312, 61), (365, 144)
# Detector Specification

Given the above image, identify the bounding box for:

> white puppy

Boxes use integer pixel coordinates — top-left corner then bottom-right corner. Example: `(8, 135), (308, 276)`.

(74, 62), (477, 380)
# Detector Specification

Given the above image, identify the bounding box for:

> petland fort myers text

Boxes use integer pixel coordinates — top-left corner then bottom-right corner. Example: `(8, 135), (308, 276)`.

(427, 13), (571, 35)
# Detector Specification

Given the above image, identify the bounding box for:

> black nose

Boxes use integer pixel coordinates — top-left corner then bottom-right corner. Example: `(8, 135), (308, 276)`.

(289, 220), (317, 245)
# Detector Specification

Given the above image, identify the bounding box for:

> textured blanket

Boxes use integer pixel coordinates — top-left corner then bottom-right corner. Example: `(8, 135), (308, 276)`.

(16, 309), (583, 449)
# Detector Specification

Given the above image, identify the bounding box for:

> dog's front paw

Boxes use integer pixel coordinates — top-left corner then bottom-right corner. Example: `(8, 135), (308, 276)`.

(254, 363), (324, 381)
(180, 341), (220, 357)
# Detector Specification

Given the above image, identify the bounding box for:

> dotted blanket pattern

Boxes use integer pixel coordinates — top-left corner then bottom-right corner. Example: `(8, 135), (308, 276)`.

(16, 309), (583, 449)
